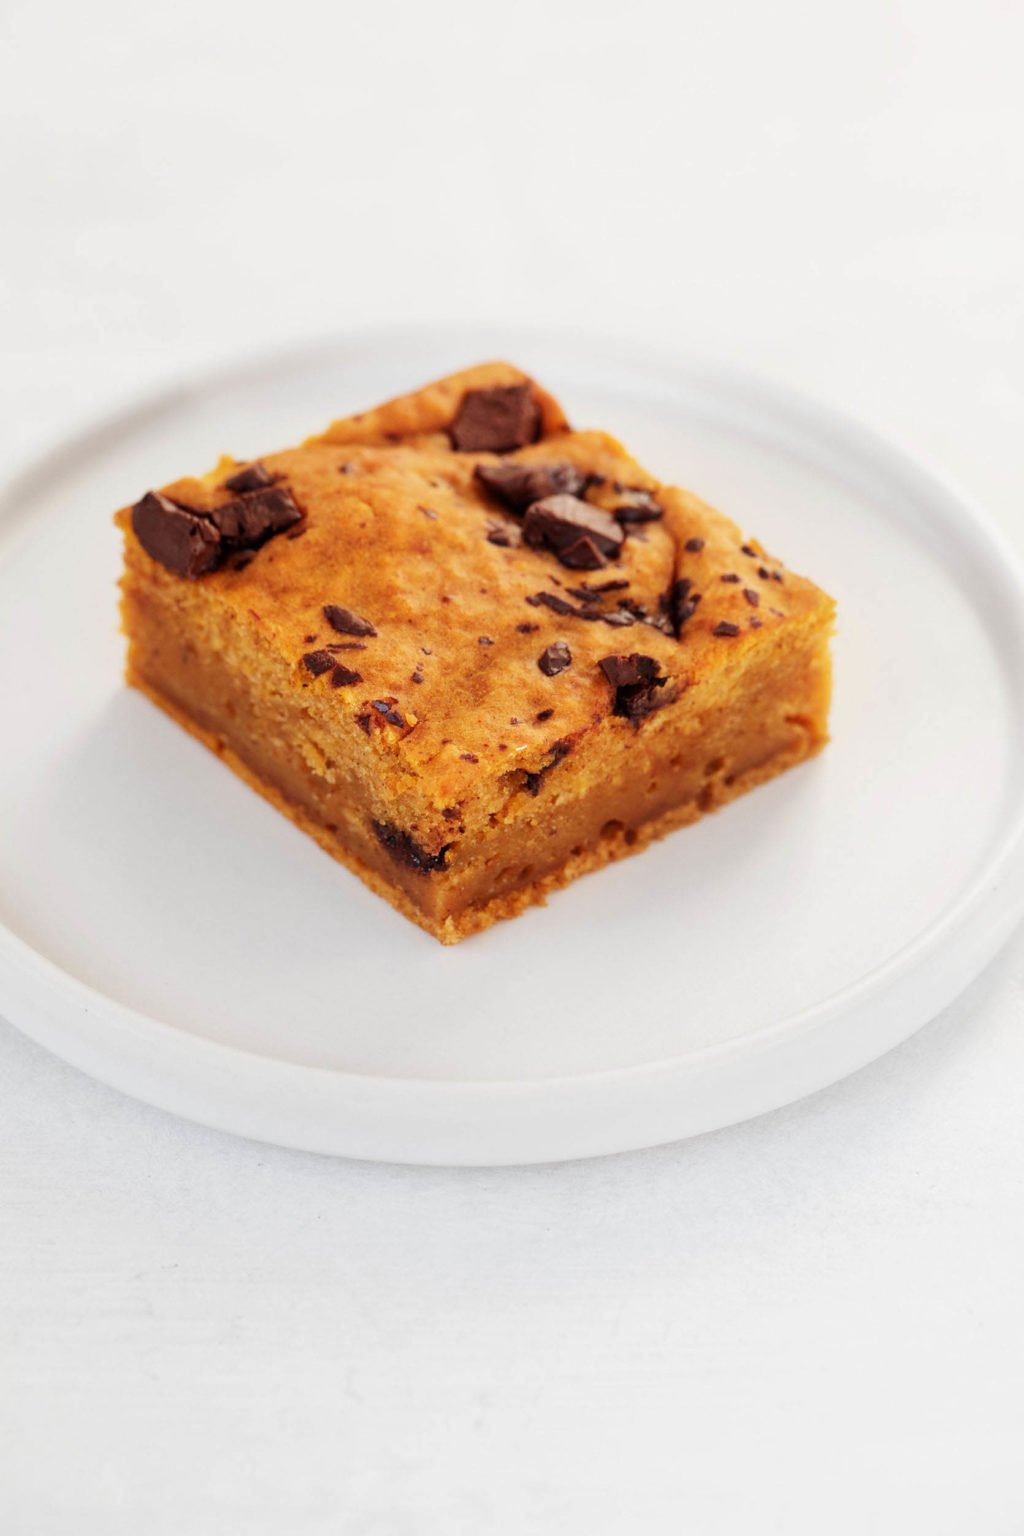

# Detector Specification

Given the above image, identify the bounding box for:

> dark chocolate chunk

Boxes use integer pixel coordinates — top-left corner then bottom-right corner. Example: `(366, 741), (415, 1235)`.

(536, 708), (554, 722)
(517, 622), (540, 634)
(601, 610), (636, 627)
(460, 753), (479, 763)
(411, 667), (425, 684)
(613, 489), (663, 525)
(370, 699), (406, 727)
(356, 713), (371, 735)
(741, 544), (757, 557)
(743, 587), (760, 607)
(131, 492), (222, 579)
(207, 486), (302, 546)
(224, 461), (275, 494)
(324, 604), (377, 638)
(303, 649), (337, 676)
(684, 537), (705, 553)
(750, 616), (763, 629)
(486, 524), (514, 547)
(329, 664), (361, 687)
(713, 621), (741, 637)
(371, 820), (451, 875)
(757, 566), (772, 581)
(538, 641), (572, 676)
(325, 642), (366, 652)
(475, 460), (585, 510)
(570, 578), (631, 598)
(599, 653), (676, 723)
(523, 739), (572, 796)
(720, 573), (740, 584)
(450, 384), (541, 453)
(523, 494), (624, 570)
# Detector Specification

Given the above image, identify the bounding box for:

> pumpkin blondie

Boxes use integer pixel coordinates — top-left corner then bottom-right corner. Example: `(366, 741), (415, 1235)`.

(117, 363), (834, 944)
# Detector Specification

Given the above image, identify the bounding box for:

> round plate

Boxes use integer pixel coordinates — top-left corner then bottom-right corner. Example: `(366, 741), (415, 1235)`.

(2, 327), (1023, 1165)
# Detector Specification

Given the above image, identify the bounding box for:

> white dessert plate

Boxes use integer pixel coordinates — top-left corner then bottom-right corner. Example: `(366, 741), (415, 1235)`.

(1, 326), (1023, 1165)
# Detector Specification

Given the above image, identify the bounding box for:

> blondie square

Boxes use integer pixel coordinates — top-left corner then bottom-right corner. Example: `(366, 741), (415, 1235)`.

(117, 363), (834, 943)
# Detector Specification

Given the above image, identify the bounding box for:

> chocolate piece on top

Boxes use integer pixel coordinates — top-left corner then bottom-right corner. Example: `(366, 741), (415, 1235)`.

(224, 462), (275, 494)
(522, 494), (624, 571)
(323, 604), (377, 638)
(538, 641), (572, 677)
(451, 384), (541, 453)
(613, 489), (663, 525)
(599, 653), (676, 722)
(475, 460), (586, 511)
(713, 621), (741, 637)
(329, 664), (362, 688)
(302, 649), (337, 676)
(131, 492), (222, 579)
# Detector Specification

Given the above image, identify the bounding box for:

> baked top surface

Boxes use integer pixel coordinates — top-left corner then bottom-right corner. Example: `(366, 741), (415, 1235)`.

(118, 362), (834, 806)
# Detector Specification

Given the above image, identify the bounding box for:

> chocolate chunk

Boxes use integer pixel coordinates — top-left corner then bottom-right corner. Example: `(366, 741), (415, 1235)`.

(224, 461), (275, 494)
(478, 635), (494, 646)
(538, 641), (572, 676)
(684, 537), (705, 553)
(325, 642), (366, 652)
(750, 616), (763, 629)
(743, 587), (760, 607)
(720, 573), (740, 583)
(207, 486), (302, 545)
(371, 699), (406, 727)
(757, 566), (772, 581)
(599, 653), (676, 723)
(486, 524), (514, 547)
(524, 739), (571, 796)
(411, 667), (425, 684)
(324, 604), (377, 638)
(461, 753), (479, 763)
(131, 492), (222, 579)
(371, 820), (451, 875)
(523, 494), (624, 570)
(741, 544), (757, 557)
(517, 622), (540, 634)
(601, 610), (636, 627)
(536, 708), (554, 722)
(613, 489), (663, 525)
(713, 621), (741, 637)
(526, 591), (600, 621)
(668, 577), (702, 637)
(475, 459), (586, 510)
(450, 384), (541, 453)
(303, 649), (337, 676)
(570, 578), (631, 598)
(330, 664), (362, 687)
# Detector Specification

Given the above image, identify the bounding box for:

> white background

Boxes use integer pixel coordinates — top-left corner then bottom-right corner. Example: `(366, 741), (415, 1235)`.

(2, 1), (1024, 1531)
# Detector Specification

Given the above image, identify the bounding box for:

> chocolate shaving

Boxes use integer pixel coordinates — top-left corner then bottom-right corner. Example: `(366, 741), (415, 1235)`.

(450, 384), (541, 453)
(323, 604), (376, 638)
(599, 653), (677, 723)
(371, 821), (451, 875)
(538, 641), (572, 676)
(224, 462), (275, 494)
(476, 460), (585, 510)
(523, 494), (624, 570)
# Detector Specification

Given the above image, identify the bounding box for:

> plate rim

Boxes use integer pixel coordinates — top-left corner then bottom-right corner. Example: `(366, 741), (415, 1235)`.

(2, 322), (1023, 1163)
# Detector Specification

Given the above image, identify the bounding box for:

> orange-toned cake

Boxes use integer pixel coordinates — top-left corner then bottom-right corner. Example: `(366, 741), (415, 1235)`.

(116, 363), (834, 943)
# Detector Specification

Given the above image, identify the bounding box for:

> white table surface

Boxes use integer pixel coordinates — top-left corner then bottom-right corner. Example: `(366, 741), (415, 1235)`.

(2, 1), (1023, 1530)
